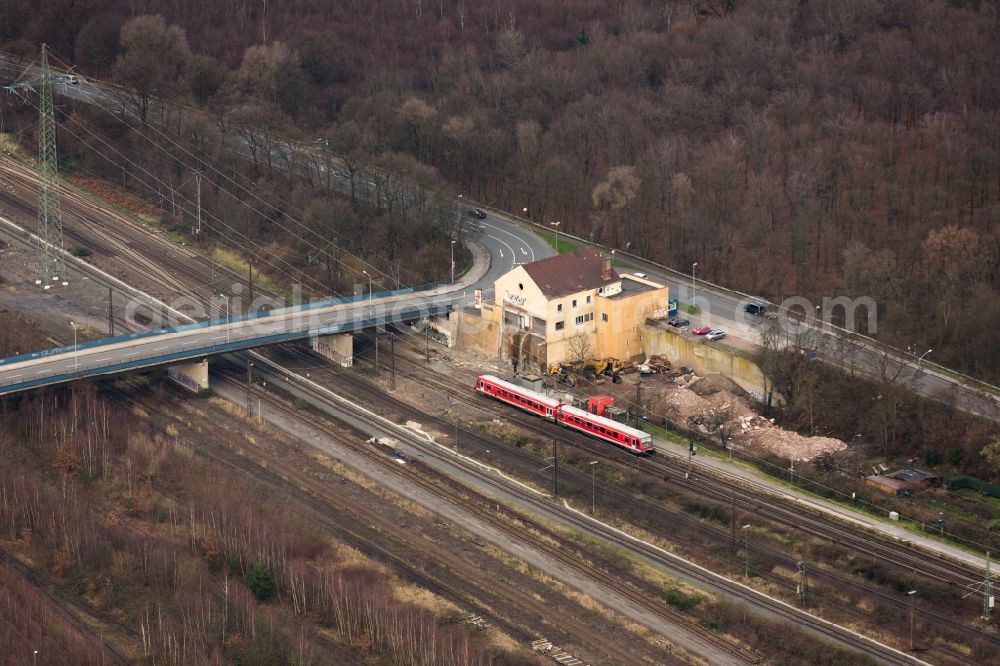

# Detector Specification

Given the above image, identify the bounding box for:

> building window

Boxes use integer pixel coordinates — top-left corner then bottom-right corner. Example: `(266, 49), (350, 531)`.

(601, 313), (608, 322)
(555, 321), (565, 331)
(586, 295), (591, 304)
(557, 303), (562, 312)
(572, 299), (577, 308)
(575, 313), (593, 325)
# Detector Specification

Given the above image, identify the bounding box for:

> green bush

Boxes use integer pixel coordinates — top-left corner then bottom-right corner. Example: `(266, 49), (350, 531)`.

(293, 397), (309, 410)
(662, 587), (703, 612)
(248, 561), (274, 601)
(70, 246), (92, 257)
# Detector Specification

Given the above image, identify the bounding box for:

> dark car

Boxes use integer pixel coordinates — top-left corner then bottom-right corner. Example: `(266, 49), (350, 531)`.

(668, 317), (690, 328)
(468, 208), (487, 219)
(744, 302), (766, 316)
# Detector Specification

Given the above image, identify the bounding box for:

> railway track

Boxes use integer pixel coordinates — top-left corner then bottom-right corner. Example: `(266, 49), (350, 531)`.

(248, 347), (934, 665)
(118, 373), (667, 666)
(383, 337), (986, 592)
(228, 361), (763, 664)
(0, 163), (974, 661)
(0, 548), (136, 664)
(301, 337), (998, 658)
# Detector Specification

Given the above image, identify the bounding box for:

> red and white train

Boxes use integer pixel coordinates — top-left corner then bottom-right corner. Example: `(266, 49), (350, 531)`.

(475, 374), (654, 454)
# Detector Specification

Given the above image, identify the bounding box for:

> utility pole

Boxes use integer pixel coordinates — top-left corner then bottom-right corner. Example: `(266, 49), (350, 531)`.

(246, 361), (254, 417)
(731, 495), (737, 550)
(192, 170), (202, 238)
(634, 379), (641, 428)
(589, 460), (598, 514)
(742, 524), (752, 579)
(552, 439), (558, 496)
(984, 552), (994, 621)
(107, 286), (114, 336)
(390, 334), (396, 390)
(797, 530), (807, 604)
(248, 259), (253, 313)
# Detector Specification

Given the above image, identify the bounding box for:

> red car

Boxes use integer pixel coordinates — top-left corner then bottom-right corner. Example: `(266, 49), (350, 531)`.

(691, 325), (711, 335)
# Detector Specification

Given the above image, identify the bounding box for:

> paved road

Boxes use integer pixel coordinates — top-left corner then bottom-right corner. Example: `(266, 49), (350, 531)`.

(0, 286), (458, 396)
(464, 212), (553, 292)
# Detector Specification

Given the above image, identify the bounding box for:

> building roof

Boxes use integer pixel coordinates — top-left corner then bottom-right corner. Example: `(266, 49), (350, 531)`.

(602, 276), (659, 300)
(521, 248), (619, 299)
(890, 469), (939, 483)
(865, 475), (908, 490)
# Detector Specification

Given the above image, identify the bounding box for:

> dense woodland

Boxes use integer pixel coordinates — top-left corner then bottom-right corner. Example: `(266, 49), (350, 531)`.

(1, 2), (999, 371)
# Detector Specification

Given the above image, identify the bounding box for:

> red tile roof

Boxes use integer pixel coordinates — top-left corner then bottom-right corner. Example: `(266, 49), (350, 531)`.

(521, 248), (619, 299)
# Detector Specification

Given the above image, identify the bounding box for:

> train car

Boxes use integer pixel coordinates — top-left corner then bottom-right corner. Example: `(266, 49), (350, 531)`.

(476, 374), (560, 419)
(475, 374), (654, 454)
(557, 403), (653, 453)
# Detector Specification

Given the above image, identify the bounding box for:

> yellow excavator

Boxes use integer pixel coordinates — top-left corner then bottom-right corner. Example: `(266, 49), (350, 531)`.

(550, 357), (625, 380)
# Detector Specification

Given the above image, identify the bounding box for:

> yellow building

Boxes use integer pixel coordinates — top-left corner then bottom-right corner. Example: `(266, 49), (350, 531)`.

(494, 248), (669, 370)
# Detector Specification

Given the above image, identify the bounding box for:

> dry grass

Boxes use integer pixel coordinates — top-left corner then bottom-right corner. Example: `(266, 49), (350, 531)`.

(392, 579), (461, 616)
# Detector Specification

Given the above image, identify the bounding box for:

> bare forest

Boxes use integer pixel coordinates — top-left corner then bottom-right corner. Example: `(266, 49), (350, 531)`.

(2, 0), (1000, 379)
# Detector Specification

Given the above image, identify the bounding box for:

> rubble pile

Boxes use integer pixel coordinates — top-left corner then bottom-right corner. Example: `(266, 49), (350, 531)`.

(647, 375), (847, 462)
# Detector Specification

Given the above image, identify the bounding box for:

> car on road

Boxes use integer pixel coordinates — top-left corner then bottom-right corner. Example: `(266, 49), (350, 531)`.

(744, 302), (766, 316)
(632, 272), (647, 279)
(691, 325), (711, 335)
(468, 208), (487, 219)
(667, 317), (690, 328)
(706, 329), (726, 341)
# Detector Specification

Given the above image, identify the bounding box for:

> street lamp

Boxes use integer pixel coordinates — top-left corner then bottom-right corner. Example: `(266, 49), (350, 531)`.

(450, 239), (456, 284)
(550, 221), (561, 253)
(917, 348), (933, 369)
(589, 460), (599, 514)
(70, 321), (79, 373)
(907, 589), (916, 650)
(691, 262), (698, 303)
(362, 270), (373, 321)
(742, 524), (752, 579)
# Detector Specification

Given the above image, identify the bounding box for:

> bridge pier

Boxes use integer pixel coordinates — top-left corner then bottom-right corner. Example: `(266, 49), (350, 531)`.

(168, 359), (209, 393)
(311, 332), (353, 367)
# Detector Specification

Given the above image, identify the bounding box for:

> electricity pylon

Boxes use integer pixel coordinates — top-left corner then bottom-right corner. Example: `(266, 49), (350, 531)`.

(6, 45), (66, 284)
(35, 44), (65, 284)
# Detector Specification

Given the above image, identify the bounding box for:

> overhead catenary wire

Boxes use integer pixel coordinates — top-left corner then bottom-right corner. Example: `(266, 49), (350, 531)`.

(13, 90), (337, 297)
(54, 57), (442, 290)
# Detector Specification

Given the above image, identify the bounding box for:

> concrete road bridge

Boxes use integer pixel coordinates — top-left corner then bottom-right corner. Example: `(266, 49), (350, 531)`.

(0, 287), (459, 396)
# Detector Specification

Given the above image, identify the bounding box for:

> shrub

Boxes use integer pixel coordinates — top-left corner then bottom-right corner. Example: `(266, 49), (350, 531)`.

(248, 561), (274, 601)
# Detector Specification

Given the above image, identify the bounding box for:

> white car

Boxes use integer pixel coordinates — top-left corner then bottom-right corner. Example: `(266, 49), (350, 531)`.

(705, 329), (726, 341)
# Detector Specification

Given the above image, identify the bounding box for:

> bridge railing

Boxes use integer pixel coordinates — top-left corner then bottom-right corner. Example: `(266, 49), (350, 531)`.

(0, 301), (453, 396)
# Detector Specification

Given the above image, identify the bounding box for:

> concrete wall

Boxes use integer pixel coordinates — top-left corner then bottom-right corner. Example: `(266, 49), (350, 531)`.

(644, 324), (770, 400)
(168, 359), (209, 392)
(595, 284), (669, 362)
(312, 333), (353, 367)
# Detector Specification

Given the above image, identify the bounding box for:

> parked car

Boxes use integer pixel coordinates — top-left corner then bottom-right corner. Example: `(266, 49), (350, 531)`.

(468, 208), (487, 219)
(744, 302), (766, 316)
(632, 272), (647, 279)
(706, 329), (726, 341)
(691, 325), (711, 335)
(668, 317), (690, 328)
